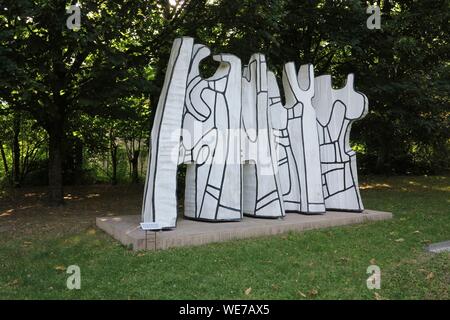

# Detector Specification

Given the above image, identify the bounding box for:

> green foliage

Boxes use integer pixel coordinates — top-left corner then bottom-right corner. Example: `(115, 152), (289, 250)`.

(0, 107), (47, 185)
(346, 0), (450, 174)
(0, 0), (449, 193)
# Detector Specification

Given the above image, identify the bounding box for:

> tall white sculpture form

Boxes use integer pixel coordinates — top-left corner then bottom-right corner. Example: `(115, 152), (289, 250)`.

(241, 54), (285, 218)
(141, 38), (194, 229)
(312, 74), (368, 212)
(180, 44), (242, 221)
(141, 37), (368, 230)
(269, 63), (325, 214)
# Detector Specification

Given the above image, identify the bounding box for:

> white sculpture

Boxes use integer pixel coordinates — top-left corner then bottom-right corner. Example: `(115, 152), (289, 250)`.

(241, 54), (285, 218)
(180, 44), (242, 221)
(141, 37), (368, 230)
(141, 37), (194, 229)
(312, 74), (368, 211)
(269, 63), (326, 214)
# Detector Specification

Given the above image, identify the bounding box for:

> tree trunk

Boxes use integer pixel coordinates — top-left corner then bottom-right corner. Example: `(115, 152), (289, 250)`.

(375, 144), (387, 173)
(48, 126), (64, 206)
(12, 114), (21, 187)
(0, 141), (9, 182)
(131, 150), (140, 184)
(111, 145), (118, 185)
(110, 130), (118, 185)
(73, 137), (83, 185)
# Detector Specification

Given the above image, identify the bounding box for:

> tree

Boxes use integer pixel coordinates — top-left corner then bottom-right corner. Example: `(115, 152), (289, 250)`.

(0, 0), (448, 203)
(0, 104), (47, 186)
(0, 0), (154, 203)
(117, 97), (150, 184)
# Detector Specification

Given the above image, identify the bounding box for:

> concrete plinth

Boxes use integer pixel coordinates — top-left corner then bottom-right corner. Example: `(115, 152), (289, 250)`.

(426, 241), (450, 253)
(96, 210), (392, 251)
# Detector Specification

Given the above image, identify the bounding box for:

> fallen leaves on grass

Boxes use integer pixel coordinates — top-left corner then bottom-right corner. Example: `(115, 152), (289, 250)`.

(339, 257), (350, 263)
(7, 279), (20, 287)
(54, 265), (66, 272)
(394, 238), (405, 242)
(308, 288), (318, 297)
(244, 287), (252, 295)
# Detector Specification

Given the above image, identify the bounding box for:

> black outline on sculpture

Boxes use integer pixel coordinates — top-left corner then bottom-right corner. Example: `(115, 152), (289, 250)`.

(181, 44), (242, 222)
(269, 63), (326, 214)
(313, 74), (368, 212)
(141, 37), (368, 230)
(241, 54), (285, 218)
(141, 37), (193, 229)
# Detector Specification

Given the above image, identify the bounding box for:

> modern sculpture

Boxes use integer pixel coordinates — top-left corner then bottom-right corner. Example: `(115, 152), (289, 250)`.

(241, 54), (285, 218)
(269, 63), (325, 214)
(181, 45), (242, 222)
(141, 37), (368, 230)
(313, 74), (368, 211)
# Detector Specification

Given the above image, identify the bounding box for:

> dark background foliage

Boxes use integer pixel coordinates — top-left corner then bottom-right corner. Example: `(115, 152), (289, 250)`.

(0, 0), (449, 204)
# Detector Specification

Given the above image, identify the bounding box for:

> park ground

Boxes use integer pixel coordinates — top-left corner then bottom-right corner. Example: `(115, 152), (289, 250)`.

(0, 175), (448, 299)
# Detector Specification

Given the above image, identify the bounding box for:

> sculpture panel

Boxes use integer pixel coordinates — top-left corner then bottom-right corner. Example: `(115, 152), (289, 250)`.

(141, 37), (193, 229)
(241, 54), (285, 218)
(180, 45), (242, 221)
(141, 37), (368, 230)
(312, 74), (368, 211)
(269, 63), (325, 214)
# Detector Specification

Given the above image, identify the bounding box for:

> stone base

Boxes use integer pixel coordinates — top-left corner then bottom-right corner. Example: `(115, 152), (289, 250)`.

(426, 241), (450, 253)
(96, 210), (392, 251)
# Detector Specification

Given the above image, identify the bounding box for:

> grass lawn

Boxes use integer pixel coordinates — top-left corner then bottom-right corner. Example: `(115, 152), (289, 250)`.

(0, 175), (448, 299)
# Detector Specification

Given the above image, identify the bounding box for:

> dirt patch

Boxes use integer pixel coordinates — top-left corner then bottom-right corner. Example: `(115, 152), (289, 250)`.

(0, 184), (144, 241)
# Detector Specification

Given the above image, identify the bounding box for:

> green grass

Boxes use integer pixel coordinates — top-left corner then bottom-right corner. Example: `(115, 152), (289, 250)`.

(0, 175), (449, 299)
